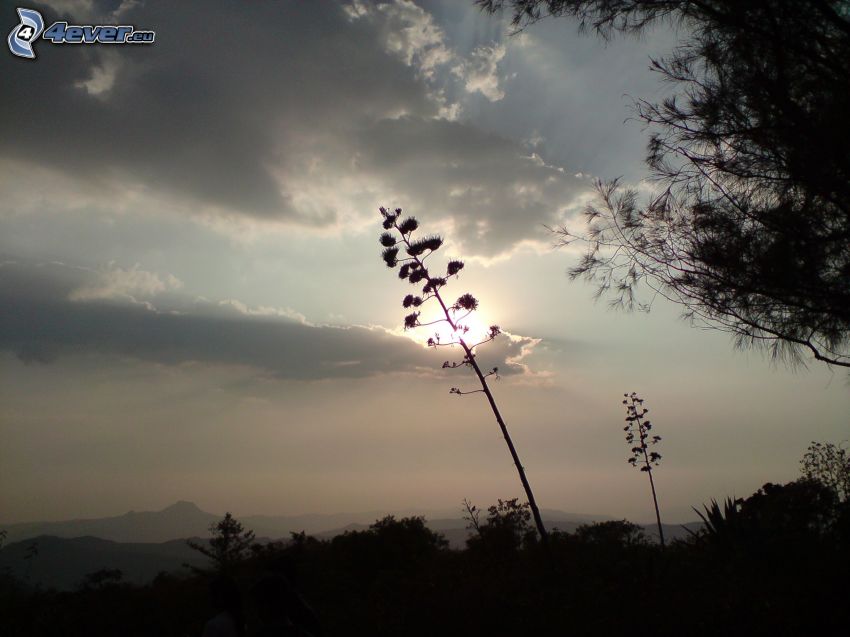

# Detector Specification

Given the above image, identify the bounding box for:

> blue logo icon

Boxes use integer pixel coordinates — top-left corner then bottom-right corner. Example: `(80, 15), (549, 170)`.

(7, 7), (155, 60)
(7, 7), (44, 59)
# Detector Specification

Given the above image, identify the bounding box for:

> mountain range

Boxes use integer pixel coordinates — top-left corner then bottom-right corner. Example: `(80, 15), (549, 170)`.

(0, 502), (701, 589)
(2, 500), (645, 544)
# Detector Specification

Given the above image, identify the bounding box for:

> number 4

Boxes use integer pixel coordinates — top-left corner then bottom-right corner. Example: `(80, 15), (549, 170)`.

(43, 22), (67, 43)
(17, 26), (35, 41)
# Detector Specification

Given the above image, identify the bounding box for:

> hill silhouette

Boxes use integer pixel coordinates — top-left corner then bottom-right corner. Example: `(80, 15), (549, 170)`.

(2, 501), (699, 546)
(0, 535), (207, 590)
(0, 502), (702, 590)
(2, 501), (217, 544)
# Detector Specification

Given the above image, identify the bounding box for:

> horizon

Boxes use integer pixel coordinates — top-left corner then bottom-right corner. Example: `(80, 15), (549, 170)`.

(0, 494), (779, 529)
(0, 500), (700, 542)
(1, 1), (848, 531)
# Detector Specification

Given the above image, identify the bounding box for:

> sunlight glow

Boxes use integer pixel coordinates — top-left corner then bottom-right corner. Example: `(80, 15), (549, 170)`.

(417, 309), (494, 349)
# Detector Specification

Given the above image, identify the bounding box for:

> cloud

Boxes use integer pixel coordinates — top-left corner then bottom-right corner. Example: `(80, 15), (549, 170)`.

(0, 1), (585, 258)
(365, 0), (455, 79)
(72, 51), (121, 97)
(454, 43), (507, 101)
(68, 263), (182, 303)
(0, 1), (434, 221)
(0, 261), (541, 379)
(354, 116), (584, 255)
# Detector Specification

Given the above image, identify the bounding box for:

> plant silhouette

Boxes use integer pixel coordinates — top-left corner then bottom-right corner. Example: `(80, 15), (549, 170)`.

(691, 497), (743, 551)
(187, 513), (255, 574)
(378, 206), (548, 546)
(801, 441), (850, 502)
(623, 392), (664, 546)
(481, 0), (850, 368)
(4, 480), (850, 635)
(464, 498), (539, 556)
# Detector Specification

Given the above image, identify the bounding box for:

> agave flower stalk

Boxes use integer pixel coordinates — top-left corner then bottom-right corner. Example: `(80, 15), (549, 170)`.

(623, 392), (665, 547)
(379, 207), (549, 547)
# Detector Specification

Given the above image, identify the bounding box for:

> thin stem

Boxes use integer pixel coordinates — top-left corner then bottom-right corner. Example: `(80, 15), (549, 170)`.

(463, 340), (550, 548)
(394, 220), (549, 547)
(646, 467), (665, 548)
(632, 396), (665, 547)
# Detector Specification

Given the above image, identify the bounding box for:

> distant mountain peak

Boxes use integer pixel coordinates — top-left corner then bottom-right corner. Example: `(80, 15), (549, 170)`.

(161, 501), (203, 514)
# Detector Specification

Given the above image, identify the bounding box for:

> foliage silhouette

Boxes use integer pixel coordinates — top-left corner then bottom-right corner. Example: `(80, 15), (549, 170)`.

(740, 479), (844, 542)
(465, 499), (539, 559)
(690, 496), (743, 551)
(186, 513), (255, 574)
(801, 440), (850, 502)
(479, 0), (850, 368)
(691, 479), (846, 555)
(378, 206), (549, 546)
(79, 568), (124, 592)
(622, 392), (664, 546)
(4, 480), (850, 636)
(331, 515), (448, 576)
(573, 519), (647, 546)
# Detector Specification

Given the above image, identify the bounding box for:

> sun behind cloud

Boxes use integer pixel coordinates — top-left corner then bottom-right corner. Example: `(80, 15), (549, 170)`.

(409, 303), (496, 350)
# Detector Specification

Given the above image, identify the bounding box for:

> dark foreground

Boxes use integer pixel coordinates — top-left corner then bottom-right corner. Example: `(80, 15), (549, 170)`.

(2, 479), (848, 637)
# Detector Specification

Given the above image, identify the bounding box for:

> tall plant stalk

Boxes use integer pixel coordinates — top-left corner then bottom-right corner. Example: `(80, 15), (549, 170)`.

(378, 207), (548, 547)
(623, 392), (664, 547)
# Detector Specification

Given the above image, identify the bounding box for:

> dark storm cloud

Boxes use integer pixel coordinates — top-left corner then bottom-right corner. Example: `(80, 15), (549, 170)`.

(0, 261), (537, 379)
(0, 0), (589, 256)
(356, 115), (582, 254)
(0, 0), (431, 221)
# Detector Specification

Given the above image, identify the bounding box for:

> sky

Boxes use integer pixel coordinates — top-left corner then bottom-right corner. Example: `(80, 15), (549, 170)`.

(1, 0), (847, 527)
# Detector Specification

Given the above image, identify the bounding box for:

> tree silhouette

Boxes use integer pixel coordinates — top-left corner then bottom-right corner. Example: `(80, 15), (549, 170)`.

(801, 441), (850, 502)
(378, 207), (549, 546)
(479, 0), (850, 368)
(622, 392), (664, 546)
(573, 519), (647, 546)
(187, 512), (255, 574)
(79, 568), (124, 591)
(464, 498), (540, 558)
